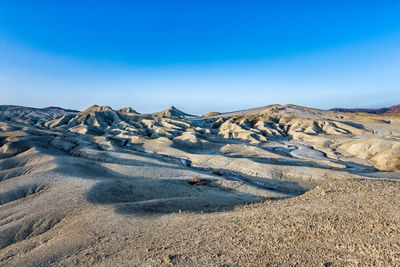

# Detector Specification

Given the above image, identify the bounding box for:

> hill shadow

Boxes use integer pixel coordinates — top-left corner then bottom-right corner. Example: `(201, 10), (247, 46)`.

(86, 177), (265, 216)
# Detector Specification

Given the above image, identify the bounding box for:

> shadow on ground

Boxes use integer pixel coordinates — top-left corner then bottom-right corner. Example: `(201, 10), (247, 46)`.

(86, 177), (265, 216)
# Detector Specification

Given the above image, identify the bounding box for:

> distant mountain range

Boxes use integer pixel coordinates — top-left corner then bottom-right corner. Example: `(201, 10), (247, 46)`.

(6, 104), (400, 117)
(330, 104), (400, 116)
(43, 106), (80, 113)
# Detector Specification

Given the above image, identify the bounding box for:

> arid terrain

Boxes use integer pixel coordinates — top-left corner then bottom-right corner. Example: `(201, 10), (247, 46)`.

(1, 104), (400, 266)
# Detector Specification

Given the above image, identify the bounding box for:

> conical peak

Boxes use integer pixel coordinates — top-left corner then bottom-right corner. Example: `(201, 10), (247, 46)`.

(118, 107), (138, 113)
(168, 106), (177, 111)
(83, 105), (113, 113)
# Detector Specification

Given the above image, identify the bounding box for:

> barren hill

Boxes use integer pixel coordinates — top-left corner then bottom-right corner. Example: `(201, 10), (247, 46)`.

(1, 103), (400, 266)
(152, 106), (196, 118)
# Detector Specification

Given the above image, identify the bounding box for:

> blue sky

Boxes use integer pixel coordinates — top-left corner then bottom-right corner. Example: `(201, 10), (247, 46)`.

(1, 1), (399, 114)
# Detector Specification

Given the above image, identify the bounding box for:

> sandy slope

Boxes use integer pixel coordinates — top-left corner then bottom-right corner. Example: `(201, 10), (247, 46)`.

(1, 104), (400, 266)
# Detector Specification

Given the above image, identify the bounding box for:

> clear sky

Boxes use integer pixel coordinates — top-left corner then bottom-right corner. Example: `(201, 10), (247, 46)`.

(1, 1), (399, 114)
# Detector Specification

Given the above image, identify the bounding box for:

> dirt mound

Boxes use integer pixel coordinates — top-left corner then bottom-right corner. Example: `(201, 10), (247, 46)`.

(153, 106), (196, 118)
(118, 107), (138, 114)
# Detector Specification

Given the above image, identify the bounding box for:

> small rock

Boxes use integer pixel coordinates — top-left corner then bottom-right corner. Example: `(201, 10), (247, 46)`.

(163, 254), (173, 263)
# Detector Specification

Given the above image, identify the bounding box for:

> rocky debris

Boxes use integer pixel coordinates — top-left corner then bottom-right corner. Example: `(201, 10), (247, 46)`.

(187, 177), (211, 186)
